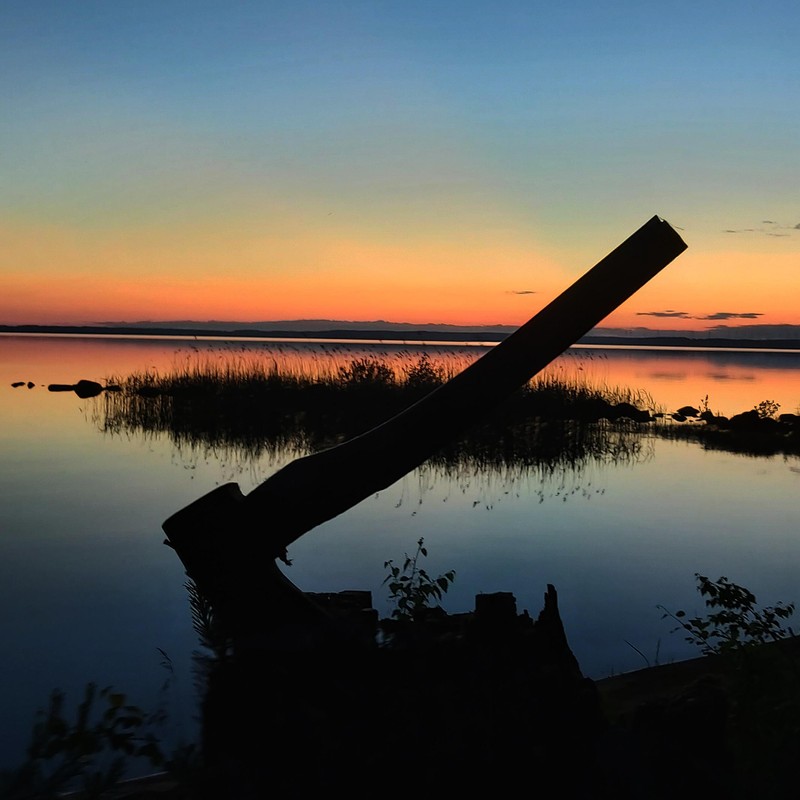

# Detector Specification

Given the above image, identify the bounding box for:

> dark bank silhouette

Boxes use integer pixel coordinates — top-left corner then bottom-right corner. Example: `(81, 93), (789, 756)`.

(159, 217), (687, 795)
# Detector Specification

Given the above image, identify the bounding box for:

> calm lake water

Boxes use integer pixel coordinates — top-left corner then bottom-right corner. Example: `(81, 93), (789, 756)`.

(2, 333), (800, 773)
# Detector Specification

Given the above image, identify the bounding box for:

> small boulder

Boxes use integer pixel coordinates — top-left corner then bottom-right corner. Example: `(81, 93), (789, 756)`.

(677, 405), (699, 417)
(574, 398), (615, 422)
(73, 379), (104, 398)
(47, 380), (104, 398)
(612, 402), (651, 423)
(728, 409), (763, 430)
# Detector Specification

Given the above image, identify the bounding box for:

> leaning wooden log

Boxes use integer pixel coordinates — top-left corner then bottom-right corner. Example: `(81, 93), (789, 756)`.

(163, 215), (686, 642)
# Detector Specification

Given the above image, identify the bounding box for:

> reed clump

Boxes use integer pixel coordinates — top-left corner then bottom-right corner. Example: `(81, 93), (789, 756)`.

(97, 351), (658, 481)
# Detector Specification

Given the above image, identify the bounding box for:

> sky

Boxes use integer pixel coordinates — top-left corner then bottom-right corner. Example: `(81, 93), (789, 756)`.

(1, 0), (798, 331)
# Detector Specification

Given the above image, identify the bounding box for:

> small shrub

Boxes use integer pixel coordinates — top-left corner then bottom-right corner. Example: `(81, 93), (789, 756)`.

(336, 358), (396, 387)
(659, 573), (795, 657)
(753, 399), (780, 420)
(402, 354), (446, 393)
(383, 537), (456, 622)
(0, 683), (166, 799)
(660, 575), (800, 797)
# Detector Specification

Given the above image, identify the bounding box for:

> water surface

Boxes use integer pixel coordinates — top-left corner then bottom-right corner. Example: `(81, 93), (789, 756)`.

(1, 333), (799, 772)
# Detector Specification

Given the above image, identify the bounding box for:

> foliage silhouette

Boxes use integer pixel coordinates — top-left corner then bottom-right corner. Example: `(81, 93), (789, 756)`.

(659, 573), (795, 657)
(659, 574), (800, 798)
(0, 683), (166, 800)
(382, 537), (456, 622)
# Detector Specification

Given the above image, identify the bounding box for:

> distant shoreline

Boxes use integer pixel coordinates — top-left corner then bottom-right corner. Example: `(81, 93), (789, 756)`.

(2, 324), (800, 351)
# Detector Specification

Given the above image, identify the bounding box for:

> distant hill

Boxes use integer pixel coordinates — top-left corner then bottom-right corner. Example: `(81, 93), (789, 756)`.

(2, 320), (800, 350)
(96, 318), (518, 334)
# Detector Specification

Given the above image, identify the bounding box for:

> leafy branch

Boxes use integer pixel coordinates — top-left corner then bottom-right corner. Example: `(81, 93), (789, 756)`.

(383, 538), (456, 622)
(658, 573), (795, 657)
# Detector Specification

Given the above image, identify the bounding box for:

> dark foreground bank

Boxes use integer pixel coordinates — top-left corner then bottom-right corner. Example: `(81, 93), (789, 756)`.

(50, 585), (800, 800)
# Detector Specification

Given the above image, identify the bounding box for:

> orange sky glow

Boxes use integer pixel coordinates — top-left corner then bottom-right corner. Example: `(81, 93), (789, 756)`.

(2, 217), (797, 331)
(2, 3), (798, 333)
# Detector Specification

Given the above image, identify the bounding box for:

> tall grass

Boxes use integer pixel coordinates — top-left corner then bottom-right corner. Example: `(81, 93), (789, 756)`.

(97, 349), (657, 484)
(106, 348), (657, 420)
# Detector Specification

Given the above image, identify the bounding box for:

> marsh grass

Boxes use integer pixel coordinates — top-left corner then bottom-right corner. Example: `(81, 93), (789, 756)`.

(97, 348), (658, 479)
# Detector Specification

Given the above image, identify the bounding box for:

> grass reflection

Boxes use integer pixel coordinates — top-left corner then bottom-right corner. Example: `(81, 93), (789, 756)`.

(96, 352), (655, 479)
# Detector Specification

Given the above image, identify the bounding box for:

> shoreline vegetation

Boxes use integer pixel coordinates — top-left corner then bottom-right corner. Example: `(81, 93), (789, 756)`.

(10, 348), (799, 458)
(97, 352), (662, 469)
(88, 350), (800, 460)
(2, 322), (800, 350)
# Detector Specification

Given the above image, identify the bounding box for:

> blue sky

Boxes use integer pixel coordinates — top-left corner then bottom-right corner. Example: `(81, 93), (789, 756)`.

(2, 1), (798, 327)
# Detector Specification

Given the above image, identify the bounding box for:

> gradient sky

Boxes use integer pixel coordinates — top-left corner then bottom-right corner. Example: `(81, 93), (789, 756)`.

(2, 1), (798, 329)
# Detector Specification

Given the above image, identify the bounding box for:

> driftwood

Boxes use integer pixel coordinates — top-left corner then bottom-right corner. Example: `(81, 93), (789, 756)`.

(162, 216), (686, 644)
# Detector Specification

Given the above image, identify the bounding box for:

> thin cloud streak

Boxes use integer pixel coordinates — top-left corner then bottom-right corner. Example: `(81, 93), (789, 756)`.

(637, 310), (763, 321)
(697, 312), (763, 321)
(636, 310), (692, 319)
(724, 219), (797, 235)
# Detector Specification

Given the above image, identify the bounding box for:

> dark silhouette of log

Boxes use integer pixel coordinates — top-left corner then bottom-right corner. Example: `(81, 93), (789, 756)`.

(162, 216), (686, 640)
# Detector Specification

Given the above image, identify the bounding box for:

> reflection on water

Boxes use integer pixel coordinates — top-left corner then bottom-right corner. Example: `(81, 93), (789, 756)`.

(4, 332), (799, 417)
(575, 345), (800, 417)
(2, 334), (800, 777)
